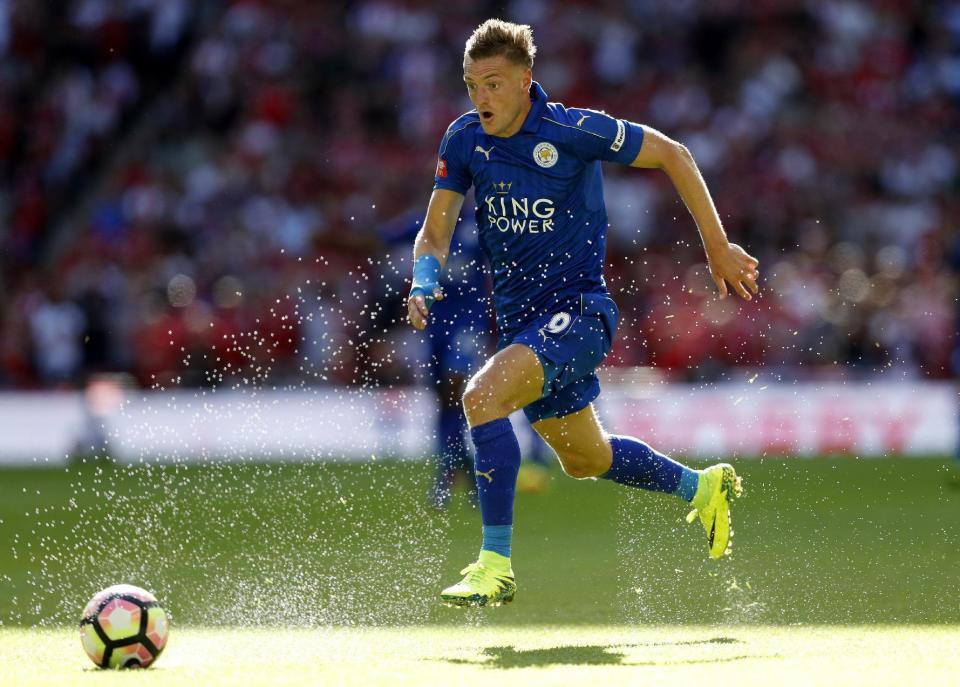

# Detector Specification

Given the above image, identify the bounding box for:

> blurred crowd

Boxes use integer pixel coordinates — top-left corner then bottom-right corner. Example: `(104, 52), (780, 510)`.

(1, 0), (958, 390)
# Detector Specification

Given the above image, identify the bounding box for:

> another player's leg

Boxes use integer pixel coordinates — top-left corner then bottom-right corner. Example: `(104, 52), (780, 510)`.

(533, 404), (742, 559)
(516, 423), (552, 494)
(440, 344), (543, 607)
(430, 372), (471, 509)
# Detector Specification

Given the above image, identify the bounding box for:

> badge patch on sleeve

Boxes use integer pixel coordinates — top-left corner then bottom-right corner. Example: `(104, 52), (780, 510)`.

(611, 119), (625, 152)
(436, 158), (447, 177)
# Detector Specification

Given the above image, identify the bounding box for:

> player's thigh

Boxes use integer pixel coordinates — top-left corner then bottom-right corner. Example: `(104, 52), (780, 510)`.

(462, 344), (544, 425)
(532, 403), (612, 477)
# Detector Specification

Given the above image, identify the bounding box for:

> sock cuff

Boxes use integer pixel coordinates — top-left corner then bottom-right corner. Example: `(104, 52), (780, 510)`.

(601, 435), (628, 480)
(676, 468), (700, 502)
(470, 417), (514, 445)
(608, 435), (630, 455)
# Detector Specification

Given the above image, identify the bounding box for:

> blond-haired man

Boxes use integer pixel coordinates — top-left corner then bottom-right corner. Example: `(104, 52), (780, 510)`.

(409, 19), (758, 607)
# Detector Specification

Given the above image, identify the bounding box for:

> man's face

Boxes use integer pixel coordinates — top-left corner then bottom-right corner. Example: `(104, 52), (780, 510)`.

(463, 55), (532, 137)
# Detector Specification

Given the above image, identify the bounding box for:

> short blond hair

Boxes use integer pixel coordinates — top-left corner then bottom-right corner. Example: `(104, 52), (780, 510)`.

(464, 19), (536, 69)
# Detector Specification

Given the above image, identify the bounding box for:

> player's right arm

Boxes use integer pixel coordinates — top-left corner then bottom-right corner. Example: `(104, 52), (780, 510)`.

(407, 188), (465, 330)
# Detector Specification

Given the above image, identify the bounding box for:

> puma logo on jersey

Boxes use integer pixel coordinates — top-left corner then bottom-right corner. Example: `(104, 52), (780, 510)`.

(475, 145), (494, 161)
(475, 468), (495, 483)
(576, 113), (590, 127)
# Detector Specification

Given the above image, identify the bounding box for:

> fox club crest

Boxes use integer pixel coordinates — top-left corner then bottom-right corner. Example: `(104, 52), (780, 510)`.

(533, 142), (558, 168)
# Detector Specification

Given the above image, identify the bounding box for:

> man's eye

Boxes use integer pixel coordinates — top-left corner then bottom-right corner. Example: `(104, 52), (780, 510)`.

(489, 83), (499, 90)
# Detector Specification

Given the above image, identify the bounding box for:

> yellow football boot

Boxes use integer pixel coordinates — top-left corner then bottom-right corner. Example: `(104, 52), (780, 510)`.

(686, 463), (743, 559)
(440, 550), (516, 607)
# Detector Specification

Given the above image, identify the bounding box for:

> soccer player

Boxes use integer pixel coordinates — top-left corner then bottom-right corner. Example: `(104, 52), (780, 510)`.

(408, 19), (759, 607)
(381, 209), (490, 508)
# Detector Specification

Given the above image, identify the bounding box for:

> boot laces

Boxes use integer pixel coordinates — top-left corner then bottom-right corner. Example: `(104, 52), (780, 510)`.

(459, 562), (487, 587)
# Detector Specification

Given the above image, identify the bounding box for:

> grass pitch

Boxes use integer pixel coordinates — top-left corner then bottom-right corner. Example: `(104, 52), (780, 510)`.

(2, 457), (959, 683)
(2, 625), (958, 686)
(2, 457), (959, 627)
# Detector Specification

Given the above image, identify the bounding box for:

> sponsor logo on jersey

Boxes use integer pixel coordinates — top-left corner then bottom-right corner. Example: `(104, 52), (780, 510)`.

(533, 142), (559, 168)
(576, 112), (590, 127)
(483, 180), (555, 234)
(436, 158), (447, 177)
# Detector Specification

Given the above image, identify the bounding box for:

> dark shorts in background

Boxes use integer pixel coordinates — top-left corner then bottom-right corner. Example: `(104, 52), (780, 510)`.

(500, 293), (619, 424)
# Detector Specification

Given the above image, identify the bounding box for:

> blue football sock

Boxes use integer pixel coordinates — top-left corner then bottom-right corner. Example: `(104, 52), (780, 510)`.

(436, 405), (468, 476)
(431, 406), (469, 504)
(602, 435), (699, 501)
(675, 467), (699, 502)
(471, 418), (521, 557)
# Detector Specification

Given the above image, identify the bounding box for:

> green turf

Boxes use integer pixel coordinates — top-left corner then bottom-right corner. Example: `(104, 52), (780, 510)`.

(1, 625), (958, 686)
(1, 457), (959, 627)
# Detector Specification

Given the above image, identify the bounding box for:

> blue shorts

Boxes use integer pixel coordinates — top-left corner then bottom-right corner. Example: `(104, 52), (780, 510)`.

(499, 293), (619, 424)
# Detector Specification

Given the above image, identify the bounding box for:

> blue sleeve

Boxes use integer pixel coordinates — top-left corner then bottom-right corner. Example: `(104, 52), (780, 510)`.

(564, 108), (645, 165)
(433, 121), (473, 195)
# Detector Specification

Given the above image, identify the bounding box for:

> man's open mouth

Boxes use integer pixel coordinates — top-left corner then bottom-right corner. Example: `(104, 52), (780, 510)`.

(481, 111), (494, 121)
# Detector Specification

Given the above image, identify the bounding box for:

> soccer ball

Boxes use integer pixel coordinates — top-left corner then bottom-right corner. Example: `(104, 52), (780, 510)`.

(79, 584), (169, 669)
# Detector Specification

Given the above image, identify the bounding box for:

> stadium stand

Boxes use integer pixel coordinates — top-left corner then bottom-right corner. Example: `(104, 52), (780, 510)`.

(1, 0), (957, 389)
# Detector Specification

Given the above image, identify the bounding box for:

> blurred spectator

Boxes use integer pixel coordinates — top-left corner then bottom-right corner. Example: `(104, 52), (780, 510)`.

(1, 0), (959, 390)
(28, 285), (86, 385)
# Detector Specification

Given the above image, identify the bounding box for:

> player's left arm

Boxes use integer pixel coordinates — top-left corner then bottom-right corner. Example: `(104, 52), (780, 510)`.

(631, 125), (759, 301)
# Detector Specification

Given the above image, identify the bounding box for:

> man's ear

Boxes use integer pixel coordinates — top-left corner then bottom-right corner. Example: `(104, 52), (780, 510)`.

(521, 68), (532, 90)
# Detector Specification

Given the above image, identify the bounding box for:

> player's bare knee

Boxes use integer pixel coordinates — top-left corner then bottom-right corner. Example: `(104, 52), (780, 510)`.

(560, 459), (604, 479)
(462, 379), (509, 424)
(557, 450), (606, 479)
(461, 382), (483, 418)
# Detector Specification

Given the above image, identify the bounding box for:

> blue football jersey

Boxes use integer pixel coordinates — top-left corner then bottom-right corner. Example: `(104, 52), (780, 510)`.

(433, 81), (644, 336)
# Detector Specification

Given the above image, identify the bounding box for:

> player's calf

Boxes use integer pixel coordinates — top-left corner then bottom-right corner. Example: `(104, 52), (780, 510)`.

(533, 406), (613, 478)
(554, 445), (611, 479)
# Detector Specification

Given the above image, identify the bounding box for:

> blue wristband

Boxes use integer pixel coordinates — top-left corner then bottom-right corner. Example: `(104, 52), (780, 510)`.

(410, 254), (441, 308)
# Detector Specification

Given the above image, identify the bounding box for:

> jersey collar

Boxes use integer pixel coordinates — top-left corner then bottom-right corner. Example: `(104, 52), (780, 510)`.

(518, 81), (548, 135)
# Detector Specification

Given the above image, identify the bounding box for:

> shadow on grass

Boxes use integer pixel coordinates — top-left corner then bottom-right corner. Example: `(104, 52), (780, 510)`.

(442, 637), (748, 669)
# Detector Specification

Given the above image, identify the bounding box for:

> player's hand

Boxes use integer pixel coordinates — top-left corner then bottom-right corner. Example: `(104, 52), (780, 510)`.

(407, 287), (444, 330)
(707, 242), (759, 301)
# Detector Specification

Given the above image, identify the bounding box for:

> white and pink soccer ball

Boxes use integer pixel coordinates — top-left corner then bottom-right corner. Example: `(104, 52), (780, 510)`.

(79, 584), (169, 669)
